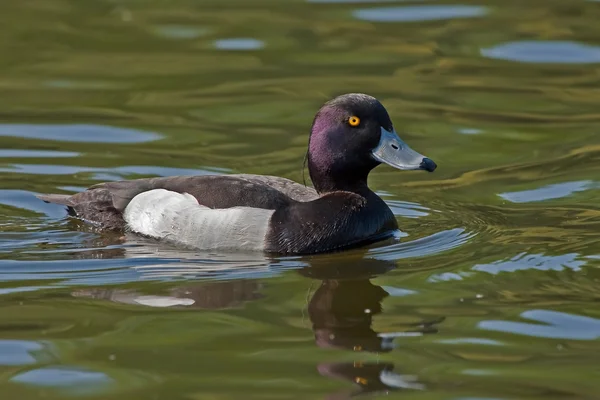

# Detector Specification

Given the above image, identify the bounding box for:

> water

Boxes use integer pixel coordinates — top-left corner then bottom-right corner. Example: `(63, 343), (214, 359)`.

(1, 0), (600, 398)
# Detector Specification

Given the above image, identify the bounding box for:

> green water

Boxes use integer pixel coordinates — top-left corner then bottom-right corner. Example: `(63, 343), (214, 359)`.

(2, 0), (600, 398)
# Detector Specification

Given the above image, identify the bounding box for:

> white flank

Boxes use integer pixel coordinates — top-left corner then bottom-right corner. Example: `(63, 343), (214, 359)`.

(123, 189), (274, 251)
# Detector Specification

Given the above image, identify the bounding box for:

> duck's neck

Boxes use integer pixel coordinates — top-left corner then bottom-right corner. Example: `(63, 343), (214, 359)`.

(307, 156), (372, 195)
(311, 170), (370, 194)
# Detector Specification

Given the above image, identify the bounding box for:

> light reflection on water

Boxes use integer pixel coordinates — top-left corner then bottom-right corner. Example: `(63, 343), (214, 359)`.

(0, 340), (57, 366)
(213, 38), (265, 50)
(0, 225), (474, 287)
(0, 124), (162, 143)
(0, 150), (79, 158)
(479, 310), (600, 340)
(0, 164), (225, 179)
(427, 251), (591, 282)
(481, 41), (600, 64)
(499, 180), (595, 203)
(353, 5), (488, 22)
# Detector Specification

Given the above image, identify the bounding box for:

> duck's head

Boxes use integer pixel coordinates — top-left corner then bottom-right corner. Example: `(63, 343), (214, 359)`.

(307, 93), (436, 193)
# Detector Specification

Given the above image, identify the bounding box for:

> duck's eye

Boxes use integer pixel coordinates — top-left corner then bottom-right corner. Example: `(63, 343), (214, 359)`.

(348, 116), (361, 127)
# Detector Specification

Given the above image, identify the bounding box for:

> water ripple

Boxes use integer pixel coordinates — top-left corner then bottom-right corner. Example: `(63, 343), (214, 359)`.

(354, 5), (488, 22)
(0, 124), (162, 143)
(438, 338), (503, 346)
(472, 252), (586, 274)
(0, 150), (79, 158)
(153, 25), (208, 40)
(0, 164), (224, 179)
(368, 228), (475, 261)
(0, 226), (474, 287)
(499, 180), (595, 203)
(479, 309), (600, 340)
(0, 340), (57, 366)
(11, 366), (114, 394)
(428, 252), (588, 282)
(214, 38), (265, 50)
(481, 41), (600, 64)
(0, 190), (68, 218)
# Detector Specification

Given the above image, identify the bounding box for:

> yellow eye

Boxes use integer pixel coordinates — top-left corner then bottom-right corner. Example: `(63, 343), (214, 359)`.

(348, 116), (360, 127)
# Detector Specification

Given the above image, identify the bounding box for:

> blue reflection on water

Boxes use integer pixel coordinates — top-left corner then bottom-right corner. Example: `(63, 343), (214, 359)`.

(0, 150), (79, 158)
(472, 252), (585, 274)
(11, 366), (114, 395)
(482, 41), (600, 64)
(428, 252), (587, 282)
(499, 180), (594, 203)
(354, 5), (487, 22)
(0, 340), (56, 366)
(479, 309), (600, 340)
(214, 38), (265, 50)
(0, 124), (162, 143)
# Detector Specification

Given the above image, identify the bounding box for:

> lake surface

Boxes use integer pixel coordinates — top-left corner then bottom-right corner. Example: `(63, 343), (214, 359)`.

(1, 0), (600, 398)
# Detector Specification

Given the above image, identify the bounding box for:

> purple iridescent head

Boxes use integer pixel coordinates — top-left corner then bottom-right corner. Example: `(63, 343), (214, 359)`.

(307, 93), (436, 193)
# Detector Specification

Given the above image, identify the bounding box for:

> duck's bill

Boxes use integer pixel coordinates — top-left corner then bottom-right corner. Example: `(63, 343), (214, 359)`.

(371, 127), (436, 172)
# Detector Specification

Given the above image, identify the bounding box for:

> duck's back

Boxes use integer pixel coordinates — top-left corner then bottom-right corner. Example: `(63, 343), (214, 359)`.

(38, 174), (318, 230)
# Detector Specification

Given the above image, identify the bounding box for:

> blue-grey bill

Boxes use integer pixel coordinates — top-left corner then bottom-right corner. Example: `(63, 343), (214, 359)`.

(371, 127), (436, 172)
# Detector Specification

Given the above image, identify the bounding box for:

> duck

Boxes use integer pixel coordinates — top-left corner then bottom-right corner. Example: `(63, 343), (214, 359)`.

(37, 93), (436, 255)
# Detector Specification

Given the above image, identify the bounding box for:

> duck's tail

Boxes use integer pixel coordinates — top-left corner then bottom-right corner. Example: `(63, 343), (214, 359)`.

(36, 193), (73, 206)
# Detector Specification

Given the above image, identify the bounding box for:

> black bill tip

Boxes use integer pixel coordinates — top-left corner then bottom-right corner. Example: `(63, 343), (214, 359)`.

(420, 157), (437, 172)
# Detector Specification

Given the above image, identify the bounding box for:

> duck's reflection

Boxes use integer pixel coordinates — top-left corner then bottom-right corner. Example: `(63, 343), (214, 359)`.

(72, 279), (263, 309)
(318, 362), (424, 399)
(299, 256), (439, 398)
(69, 236), (441, 397)
(309, 279), (390, 352)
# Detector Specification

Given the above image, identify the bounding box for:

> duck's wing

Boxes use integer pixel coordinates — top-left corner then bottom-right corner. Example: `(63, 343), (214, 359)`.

(37, 174), (318, 230)
(95, 174), (317, 210)
(232, 174), (318, 202)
